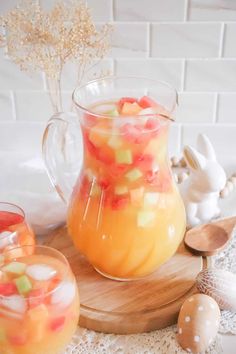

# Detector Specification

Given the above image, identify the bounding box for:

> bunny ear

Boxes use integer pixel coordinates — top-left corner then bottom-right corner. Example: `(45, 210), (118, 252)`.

(183, 146), (206, 171)
(197, 134), (216, 161)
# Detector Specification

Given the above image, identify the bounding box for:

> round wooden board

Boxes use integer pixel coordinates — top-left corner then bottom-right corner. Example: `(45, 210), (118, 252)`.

(43, 227), (205, 334)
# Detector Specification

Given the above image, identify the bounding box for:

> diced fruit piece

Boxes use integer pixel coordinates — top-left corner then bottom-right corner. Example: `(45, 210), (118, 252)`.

(114, 185), (128, 195)
(0, 211), (24, 232)
(98, 178), (110, 190)
(51, 281), (76, 308)
(145, 118), (160, 131)
(28, 289), (45, 308)
(98, 145), (114, 164)
(115, 149), (133, 165)
(134, 154), (154, 172)
(26, 264), (57, 281)
(139, 96), (158, 109)
(0, 231), (12, 250)
(107, 135), (123, 149)
(156, 171), (172, 192)
(144, 192), (159, 206)
(50, 316), (66, 332)
(137, 211), (156, 228)
(111, 196), (129, 210)
(27, 304), (49, 322)
(0, 283), (18, 296)
(106, 108), (119, 117)
(0, 327), (6, 342)
(130, 187), (144, 206)
(1, 295), (27, 313)
(15, 275), (32, 295)
(8, 333), (27, 346)
(109, 163), (128, 178)
(118, 97), (138, 112)
(146, 170), (159, 185)
(3, 262), (26, 275)
(125, 168), (143, 182)
(120, 123), (142, 144)
(121, 102), (142, 115)
(89, 122), (109, 147)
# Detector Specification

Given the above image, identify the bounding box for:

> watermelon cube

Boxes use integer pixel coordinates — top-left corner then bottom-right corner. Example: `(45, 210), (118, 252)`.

(120, 123), (142, 144)
(3, 262), (26, 275)
(134, 154), (154, 172)
(118, 97), (138, 112)
(139, 96), (158, 109)
(111, 196), (129, 210)
(114, 185), (128, 195)
(0, 283), (18, 296)
(109, 163), (128, 178)
(28, 289), (45, 308)
(130, 187), (144, 206)
(125, 168), (143, 182)
(15, 275), (32, 295)
(8, 333), (27, 346)
(137, 211), (156, 228)
(50, 316), (66, 332)
(115, 149), (133, 164)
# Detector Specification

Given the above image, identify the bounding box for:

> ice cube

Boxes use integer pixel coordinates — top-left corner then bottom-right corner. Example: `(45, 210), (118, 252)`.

(51, 281), (76, 307)
(0, 231), (15, 249)
(26, 264), (57, 281)
(1, 295), (27, 314)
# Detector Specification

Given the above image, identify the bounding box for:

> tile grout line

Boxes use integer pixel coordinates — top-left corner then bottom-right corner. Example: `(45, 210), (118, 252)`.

(212, 93), (218, 123)
(111, 0), (114, 21)
(218, 22), (225, 58)
(147, 23), (151, 58)
(180, 59), (186, 93)
(10, 90), (17, 121)
(183, 0), (189, 22)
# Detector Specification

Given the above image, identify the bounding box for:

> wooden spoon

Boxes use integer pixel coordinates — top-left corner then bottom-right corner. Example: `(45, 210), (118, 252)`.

(184, 216), (236, 256)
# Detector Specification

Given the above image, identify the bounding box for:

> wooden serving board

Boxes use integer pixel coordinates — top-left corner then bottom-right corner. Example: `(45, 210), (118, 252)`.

(43, 227), (205, 334)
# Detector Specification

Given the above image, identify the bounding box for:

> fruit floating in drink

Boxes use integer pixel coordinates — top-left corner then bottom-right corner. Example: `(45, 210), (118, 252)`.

(0, 202), (35, 256)
(68, 93), (186, 279)
(0, 245), (79, 354)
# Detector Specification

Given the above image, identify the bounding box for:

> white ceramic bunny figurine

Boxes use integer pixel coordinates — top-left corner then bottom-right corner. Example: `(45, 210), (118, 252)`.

(181, 134), (226, 228)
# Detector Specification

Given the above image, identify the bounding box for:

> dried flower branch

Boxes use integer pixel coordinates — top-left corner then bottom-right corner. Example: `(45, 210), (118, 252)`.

(0, 0), (112, 112)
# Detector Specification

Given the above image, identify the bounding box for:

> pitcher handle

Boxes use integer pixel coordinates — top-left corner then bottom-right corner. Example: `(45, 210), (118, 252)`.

(42, 112), (82, 204)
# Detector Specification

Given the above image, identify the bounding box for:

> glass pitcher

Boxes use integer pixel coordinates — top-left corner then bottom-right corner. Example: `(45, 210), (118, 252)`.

(42, 77), (186, 280)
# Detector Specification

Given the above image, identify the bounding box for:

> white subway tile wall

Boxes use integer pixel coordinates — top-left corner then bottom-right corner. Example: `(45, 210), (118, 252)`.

(0, 0), (235, 157)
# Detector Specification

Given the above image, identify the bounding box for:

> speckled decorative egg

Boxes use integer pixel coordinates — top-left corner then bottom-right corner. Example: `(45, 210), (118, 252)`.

(177, 294), (221, 354)
(196, 268), (236, 311)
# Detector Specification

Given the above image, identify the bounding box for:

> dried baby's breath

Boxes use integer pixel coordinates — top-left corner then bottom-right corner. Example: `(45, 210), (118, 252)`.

(0, 0), (112, 112)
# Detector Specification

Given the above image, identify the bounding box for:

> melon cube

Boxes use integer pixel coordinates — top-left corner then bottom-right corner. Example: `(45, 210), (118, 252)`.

(0, 327), (6, 342)
(107, 135), (123, 149)
(137, 211), (156, 228)
(144, 192), (159, 206)
(27, 304), (49, 322)
(27, 304), (49, 342)
(125, 168), (143, 182)
(106, 108), (119, 117)
(121, 102), (142, 115)
(3, 262), (26, 275)
(88, 122), (109, 147)
(115, 149), (133, 165)
(15, 275), (32, 295)
(114, 185), (128, 195)
(130, 187), (144, 206)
